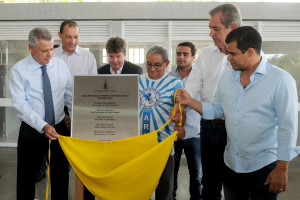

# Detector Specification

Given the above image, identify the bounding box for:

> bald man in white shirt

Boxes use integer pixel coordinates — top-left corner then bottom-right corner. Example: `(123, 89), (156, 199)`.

(54, 19), (97, 76)
(53, 19), (98, 200)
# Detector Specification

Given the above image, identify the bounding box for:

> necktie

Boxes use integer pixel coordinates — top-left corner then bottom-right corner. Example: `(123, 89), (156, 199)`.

(41, 65), (55, 127)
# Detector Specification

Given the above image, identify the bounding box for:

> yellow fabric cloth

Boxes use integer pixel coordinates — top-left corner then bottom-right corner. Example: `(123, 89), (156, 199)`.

(58, 130), (177, 200)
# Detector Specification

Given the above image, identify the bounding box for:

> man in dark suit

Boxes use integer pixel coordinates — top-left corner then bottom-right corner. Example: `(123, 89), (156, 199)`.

(98, 36), (143, 75)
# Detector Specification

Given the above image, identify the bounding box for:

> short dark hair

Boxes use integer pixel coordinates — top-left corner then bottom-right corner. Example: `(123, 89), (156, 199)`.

(60, 20), (78, 34)
(177, 42), (196, 56)
(209, 3), (242, 28)
(225, 26), (262, 54)
(106, 36), (127, 54)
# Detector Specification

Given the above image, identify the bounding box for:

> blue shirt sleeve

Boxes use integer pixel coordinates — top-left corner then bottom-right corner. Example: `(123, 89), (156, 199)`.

(274, 72), (300, 161)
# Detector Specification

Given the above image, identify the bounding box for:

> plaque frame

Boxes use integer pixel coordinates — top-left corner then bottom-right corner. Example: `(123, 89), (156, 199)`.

(71, 75), (139, 141)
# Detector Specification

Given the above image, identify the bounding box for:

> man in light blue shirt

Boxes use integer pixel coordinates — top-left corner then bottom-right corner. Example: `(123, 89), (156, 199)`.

(9, 27), (73, 200)
(174, 26), (299, 200)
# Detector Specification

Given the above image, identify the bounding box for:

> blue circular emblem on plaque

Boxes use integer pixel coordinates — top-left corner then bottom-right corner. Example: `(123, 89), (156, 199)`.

(139, 88), (161, 110)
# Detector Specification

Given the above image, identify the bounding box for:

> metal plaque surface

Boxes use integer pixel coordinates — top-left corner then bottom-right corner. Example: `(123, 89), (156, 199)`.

(71, 75), (139, 140)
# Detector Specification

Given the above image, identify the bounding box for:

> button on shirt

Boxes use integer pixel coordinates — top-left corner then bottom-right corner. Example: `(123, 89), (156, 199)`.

(168, 68), (201, 139)
(202, 58), (300, 173)
(9, 55), (73, 133)
(53, 45), (97, 75)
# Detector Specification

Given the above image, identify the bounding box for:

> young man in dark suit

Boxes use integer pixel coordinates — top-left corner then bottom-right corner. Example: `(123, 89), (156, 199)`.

(98, 36), (143, 75)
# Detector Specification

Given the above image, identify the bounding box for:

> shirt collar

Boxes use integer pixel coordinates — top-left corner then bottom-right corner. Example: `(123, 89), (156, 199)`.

(73, 45), (80, 55)
(146, 73), (167, 81)
(212, 45), (222, 53)
(110, 63), (124, 74)
(56, 45), (64, 54)
(232, 56), (265, 82)
(253, 57), (266, 75)
(59, 45), (80, 56)
(174, 67), (181, 77)
(29, 54), (54, 70)
(174, 66), (191, 82)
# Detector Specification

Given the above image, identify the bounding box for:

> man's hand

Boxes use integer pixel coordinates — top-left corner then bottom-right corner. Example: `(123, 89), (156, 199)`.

(170, 103), (185, 124)
(264, 161), (289, 193)
(64, 114), (71, 130)
(43, 124), (60, 140)
(175, 88), (203, 115)
(175, 88), (191, 106)
(175, 126), (185, 140)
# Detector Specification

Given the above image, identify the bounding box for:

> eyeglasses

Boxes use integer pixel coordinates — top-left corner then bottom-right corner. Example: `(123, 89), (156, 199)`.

(145, 62), (165, 69)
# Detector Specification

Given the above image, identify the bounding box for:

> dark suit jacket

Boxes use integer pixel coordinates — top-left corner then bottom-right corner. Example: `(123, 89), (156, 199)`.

(98, 60), (143, 75)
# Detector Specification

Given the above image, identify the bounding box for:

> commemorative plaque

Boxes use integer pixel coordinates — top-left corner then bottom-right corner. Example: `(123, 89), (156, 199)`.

(71, 75), (139, 141)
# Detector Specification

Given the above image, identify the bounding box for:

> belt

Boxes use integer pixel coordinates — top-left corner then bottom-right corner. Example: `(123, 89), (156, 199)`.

(201, 119), (225, 124)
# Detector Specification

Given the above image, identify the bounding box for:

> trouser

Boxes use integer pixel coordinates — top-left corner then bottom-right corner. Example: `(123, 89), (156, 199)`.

(17, 120), (70, 200)
(223, 162), (278, 200)
(200, 119), (227, 200)
(173, 137), (202, 200)
(36, 155), (47, 180)
(155, 155), (174, 200)
(84, 186), (95, 200)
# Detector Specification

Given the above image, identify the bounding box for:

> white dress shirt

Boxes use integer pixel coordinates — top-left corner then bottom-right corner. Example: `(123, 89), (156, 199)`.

(185, 45), (231, 102)
(53, 45), (97, 76)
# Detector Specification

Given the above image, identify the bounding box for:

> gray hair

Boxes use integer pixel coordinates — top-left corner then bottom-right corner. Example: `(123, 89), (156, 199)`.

(29, 27), (53, 48)
(146, 45), (169, 62)
(209, 3), (242, 28)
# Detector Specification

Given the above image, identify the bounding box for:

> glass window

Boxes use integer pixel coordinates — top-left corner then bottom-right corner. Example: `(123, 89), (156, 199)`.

(128, 48), (144, 64)
(79, 42), (106, 67)
(102, 49), (107, 64)
(0, 40), (29, 142)
(262, 41), (300, 100)
(128, 42), (165, 73)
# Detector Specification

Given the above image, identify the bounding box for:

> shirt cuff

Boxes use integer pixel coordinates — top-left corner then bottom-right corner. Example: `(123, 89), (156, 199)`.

(277, 146), (300, 161)
(37, 121), (47, 134)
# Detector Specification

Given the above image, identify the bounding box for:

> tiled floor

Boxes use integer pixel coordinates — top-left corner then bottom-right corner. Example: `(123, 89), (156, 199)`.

(0, 147), (300, 200)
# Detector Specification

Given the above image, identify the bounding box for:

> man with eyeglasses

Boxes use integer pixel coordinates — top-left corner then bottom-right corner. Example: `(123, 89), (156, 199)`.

(9, 27), (72, 200)
(139, 45), (184, 200)
(168, 42), (202, 200)
(182, 4), (241, 200)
